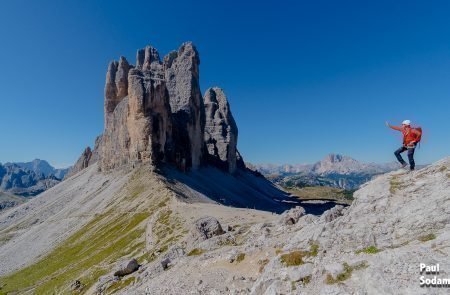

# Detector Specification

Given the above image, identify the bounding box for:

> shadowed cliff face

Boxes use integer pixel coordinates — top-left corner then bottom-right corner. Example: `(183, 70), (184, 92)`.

(203, 87), (238, 174)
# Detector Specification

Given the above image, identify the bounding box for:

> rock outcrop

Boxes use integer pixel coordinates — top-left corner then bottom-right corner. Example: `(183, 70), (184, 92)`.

(193, 216), (225, 240)
(65, 135), (102, 179)
(96, 42), (243, 174)
(203, 87), (238, 173)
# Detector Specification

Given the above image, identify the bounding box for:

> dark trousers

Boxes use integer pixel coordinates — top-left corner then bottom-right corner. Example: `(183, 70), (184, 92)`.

(394, 146), (415, 170)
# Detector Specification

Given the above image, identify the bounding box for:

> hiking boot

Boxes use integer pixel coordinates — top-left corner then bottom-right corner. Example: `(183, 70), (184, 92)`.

(401, 163), (408, 169)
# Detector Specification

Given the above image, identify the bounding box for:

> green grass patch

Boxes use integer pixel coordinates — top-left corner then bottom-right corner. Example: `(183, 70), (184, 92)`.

(355, 246), (381, 255)
(309, 243), (319, 257)
(235, 253), (245, 263)
(280, 251), (305, 266)
(389, 176), (405, 194)
(418, 233), (436, 242)
(325, 262), (368, 284)
(279, 244), (320, 267)
(151, 209), (185, 258)
(107, 276), (136, 293)
(187, 248), (205, 256)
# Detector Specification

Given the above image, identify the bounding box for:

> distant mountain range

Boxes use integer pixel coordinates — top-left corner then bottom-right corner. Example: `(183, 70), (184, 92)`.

(248, 154), (401, 190)
(0, 159), (70, 199)
(11, 159), (70, 179)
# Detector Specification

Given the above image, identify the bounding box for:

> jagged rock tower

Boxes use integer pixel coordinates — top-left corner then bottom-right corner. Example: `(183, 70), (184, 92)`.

(203, 87), (238, 173)
(72, 42), (243, 175)
(164, 43), (205, 170)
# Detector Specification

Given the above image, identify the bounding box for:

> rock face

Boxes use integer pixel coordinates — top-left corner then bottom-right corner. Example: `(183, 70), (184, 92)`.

(96, 42), (243, 174)
(164, 43), (205, 170)
(65, 135), (102, 179)
(203, 87), (238, 173)
(104, 57), (130, 127)
(101, 47), (173, 170)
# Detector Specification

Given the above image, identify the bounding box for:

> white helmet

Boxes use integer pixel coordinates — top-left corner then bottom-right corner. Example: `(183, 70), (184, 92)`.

(402, 120), (411, 125)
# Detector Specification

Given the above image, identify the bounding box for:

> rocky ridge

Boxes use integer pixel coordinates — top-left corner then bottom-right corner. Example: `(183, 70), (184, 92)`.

(12, 159), (69, 179)
(120, 157), (450, 295)
(252, 154), (400, 189)
(0, 162), (61, 197)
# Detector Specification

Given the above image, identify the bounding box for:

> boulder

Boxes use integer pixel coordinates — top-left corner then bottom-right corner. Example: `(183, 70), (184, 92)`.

(194, 216), (225, 240)
(203, 87), (238, 173)
(279, 206), (305, 225)
(160, 258), (171, 270)
(163, 245), (185, 261)
(113, 258), (139, 277)
(320, 205), (345, 223)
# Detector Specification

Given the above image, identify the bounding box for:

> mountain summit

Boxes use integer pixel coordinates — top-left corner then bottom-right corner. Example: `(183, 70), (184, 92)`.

(251, 154), (399, 189)
(68, 42), (243, 177)
(312, 153), (397, 175)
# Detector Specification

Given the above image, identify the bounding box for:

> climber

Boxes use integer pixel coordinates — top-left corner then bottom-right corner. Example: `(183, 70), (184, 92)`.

(385, 120), (422, 171)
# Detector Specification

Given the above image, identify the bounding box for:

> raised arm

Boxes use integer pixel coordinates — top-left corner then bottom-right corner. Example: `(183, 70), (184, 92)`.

(385, 121), (402, 131)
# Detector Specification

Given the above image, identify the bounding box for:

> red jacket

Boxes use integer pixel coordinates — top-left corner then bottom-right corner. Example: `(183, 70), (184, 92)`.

(389, 125), (421, 146)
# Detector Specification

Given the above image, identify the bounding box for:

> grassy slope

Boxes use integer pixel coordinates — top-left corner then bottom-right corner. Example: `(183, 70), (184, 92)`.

(0, 166), (185, 294)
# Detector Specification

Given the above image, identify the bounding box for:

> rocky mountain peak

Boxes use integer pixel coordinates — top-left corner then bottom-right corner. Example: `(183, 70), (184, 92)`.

(136, 45), (161, 70)
(324, 153), (345, 163)
(313, 153), (379, 175)
(204, 87), (238, 173)
(82, 42), (242, 174)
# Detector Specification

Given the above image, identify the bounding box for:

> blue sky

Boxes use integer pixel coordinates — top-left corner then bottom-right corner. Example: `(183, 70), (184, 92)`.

(1, 0), (449, 167)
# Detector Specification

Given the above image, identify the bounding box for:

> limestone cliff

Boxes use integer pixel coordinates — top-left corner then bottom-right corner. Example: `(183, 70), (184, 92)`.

(203, 87), (238, 173)
(96, 42), (242, 174)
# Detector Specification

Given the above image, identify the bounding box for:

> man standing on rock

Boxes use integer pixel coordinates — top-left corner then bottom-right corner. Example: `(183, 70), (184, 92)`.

(386, 120), (422, 171)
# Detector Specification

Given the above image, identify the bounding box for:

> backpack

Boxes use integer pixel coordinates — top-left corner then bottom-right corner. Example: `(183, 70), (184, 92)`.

(414, 127), (422, 143)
